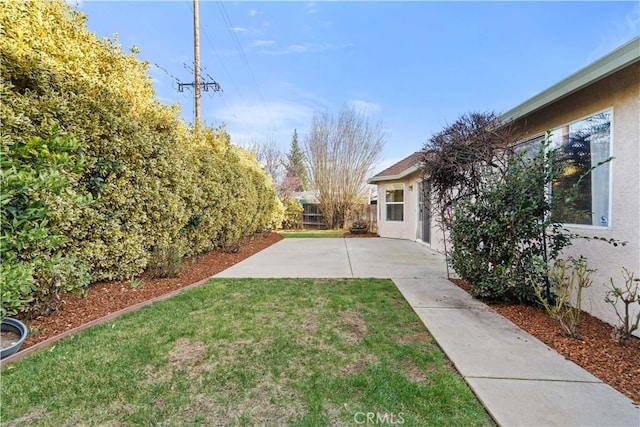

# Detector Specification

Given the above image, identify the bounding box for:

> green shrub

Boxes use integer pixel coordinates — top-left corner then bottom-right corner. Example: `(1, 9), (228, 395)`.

(450, 137), (571, 303)
(1, 131), (90, 319)
(281, 199), (303, 229)
(0, 1), (282, 297)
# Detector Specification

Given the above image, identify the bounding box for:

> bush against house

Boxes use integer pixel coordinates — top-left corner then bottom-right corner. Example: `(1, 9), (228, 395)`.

(449, 138), (572, 303)
(0, 0), (281, 316)
(422, 113), (585, 303)
(425, 112), (618, 304)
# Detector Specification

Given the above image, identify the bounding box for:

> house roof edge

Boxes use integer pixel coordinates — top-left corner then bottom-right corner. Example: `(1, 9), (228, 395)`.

(367, 165), (421, 184)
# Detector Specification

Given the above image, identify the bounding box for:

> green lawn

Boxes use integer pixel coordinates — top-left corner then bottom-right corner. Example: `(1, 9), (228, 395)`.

(1, 279), (492, 426)
(278, 229), (345, 238)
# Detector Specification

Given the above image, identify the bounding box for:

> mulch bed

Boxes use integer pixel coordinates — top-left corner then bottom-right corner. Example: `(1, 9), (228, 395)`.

(342, 232), (379, 238)
(451, 278), (640, 404)
(17, 232), (283, 350)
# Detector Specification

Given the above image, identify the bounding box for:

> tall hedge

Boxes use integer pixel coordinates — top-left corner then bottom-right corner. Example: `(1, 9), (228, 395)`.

(1, 0), (281, 314)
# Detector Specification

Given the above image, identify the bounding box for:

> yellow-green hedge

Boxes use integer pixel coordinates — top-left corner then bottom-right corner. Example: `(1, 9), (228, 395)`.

(1, 0), (282, 293)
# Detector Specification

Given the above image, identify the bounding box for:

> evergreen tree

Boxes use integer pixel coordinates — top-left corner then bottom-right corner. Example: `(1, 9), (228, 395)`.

(285, 129), (309, 192)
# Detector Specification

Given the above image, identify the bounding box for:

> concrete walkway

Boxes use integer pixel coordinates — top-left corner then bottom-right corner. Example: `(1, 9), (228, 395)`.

(215, 238), (640, 427)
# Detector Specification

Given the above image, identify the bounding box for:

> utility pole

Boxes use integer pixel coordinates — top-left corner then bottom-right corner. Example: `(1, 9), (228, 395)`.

(177, 0), (221, 122)
(193, 0), (201, 120)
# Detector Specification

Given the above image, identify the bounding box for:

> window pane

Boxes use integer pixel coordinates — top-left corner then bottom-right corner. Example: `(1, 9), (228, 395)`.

(551, 111), (610, 226)
(385, 184), (404, 203)
(386, 204), (404, 221)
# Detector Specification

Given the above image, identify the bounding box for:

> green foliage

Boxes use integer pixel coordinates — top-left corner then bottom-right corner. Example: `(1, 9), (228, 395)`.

(1, 0), (191, 280)
(281, 198), (303, 229)
(605, 268), (640, 345)
(177, 126), (281, 254)
(286, 129), (309, 191)
(1, 131), (90, 319)
(0, 1), (281, 315)
(450, 137), (571, 303)
(534, 257), (593, 339)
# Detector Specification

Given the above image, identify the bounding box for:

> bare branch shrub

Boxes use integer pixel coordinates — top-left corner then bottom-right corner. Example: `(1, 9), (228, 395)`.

(420, 111), (521, 228)
(534, 257), (594, 339)
(605, 268), (640, 345)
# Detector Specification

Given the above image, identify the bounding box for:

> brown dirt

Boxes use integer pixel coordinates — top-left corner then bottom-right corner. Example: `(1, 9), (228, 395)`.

(10, 233), (639, 405)
(342, 232), (379, 238)
(451, 278), (640, 404)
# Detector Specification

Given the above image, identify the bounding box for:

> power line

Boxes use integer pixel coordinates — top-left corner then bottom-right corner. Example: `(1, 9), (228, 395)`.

(216, 1), (266, 105)
(199, 13), (241, 96)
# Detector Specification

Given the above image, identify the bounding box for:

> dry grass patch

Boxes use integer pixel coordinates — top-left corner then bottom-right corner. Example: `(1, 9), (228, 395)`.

(336, 309), (368, 343)
(168, 338), (207, 366)
(396, 331), (432, 345)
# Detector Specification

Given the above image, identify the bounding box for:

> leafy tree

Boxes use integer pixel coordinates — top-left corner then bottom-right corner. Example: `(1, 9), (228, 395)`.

(284, 129), (309, 192)
(304, 107), (386, 229)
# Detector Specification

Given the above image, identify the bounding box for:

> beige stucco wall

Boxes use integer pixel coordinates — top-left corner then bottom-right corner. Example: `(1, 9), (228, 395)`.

(375, 172), (445, 253)
(512, 63), (640, 329)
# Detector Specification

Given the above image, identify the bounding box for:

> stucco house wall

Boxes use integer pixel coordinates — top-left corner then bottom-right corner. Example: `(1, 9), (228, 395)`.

(368, 153), (445, 253)
(505, 59), (640, 329)
(375, 173), (419, 241)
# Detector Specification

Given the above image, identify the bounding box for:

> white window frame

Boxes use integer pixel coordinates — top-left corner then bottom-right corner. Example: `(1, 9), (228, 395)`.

(385, 183), (404, 222)
(514, 109), (613, 229)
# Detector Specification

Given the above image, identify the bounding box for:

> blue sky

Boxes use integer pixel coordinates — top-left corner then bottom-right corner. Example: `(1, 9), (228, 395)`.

(76, 1), (639, 172)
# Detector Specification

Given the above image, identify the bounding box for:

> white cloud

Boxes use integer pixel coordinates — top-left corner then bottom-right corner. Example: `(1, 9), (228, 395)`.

(256, 42), (332, 55)
(231, 26), (247, 32)
(348, 99), (382, 115)
(248, 9), (260, 17)
(249, 40), (276, 47)
(288, 44), (309, 53)
(210, 100), (316, 147)
(307, 2), (317, 14)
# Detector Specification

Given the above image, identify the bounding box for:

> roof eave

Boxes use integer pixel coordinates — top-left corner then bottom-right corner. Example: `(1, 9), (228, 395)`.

(367, 165), (421, 184)
(500, 37), (640, 123)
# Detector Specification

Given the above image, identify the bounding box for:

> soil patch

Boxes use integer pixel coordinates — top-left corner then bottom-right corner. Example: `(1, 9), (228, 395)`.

(342, 232), (379, 238)
(450, 278), (640, 404)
